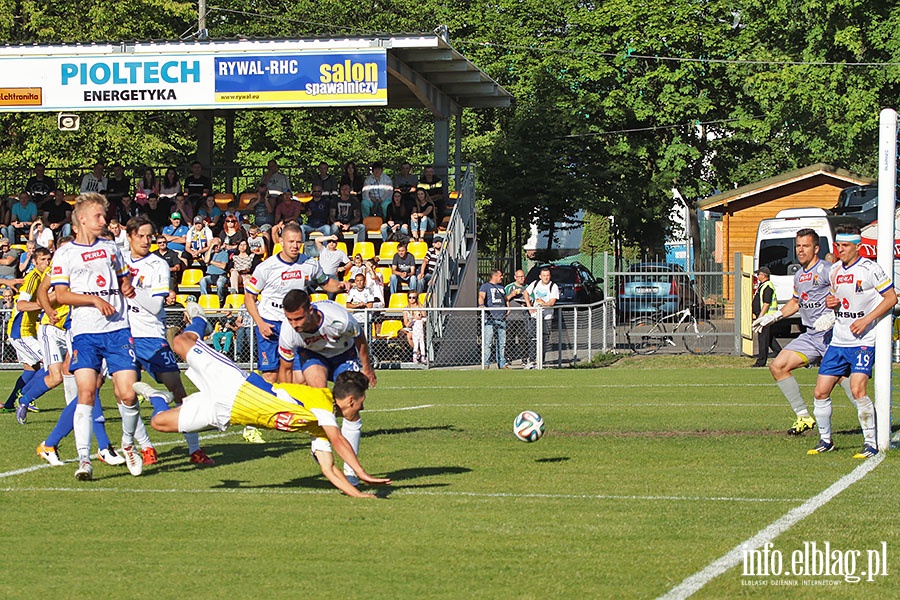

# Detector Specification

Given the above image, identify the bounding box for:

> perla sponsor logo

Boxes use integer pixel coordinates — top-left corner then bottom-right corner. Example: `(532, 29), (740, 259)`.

(798, 273), (813, 283)
(836, 274), (855, 285)
(281, 270), (307, 281)
(81, 249), (108, 262)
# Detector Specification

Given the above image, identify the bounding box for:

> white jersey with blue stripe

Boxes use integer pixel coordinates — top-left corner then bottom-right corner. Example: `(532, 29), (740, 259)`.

(828, 256), (893, 347)
(245, 254), (328, 322)
(126, 251), (171, 339)
(792, 258), (832, 329)
(277, 300), (360, 360)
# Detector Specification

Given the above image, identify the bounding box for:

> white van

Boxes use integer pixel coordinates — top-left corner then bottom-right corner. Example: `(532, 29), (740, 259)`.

(753, 207), (857, 307)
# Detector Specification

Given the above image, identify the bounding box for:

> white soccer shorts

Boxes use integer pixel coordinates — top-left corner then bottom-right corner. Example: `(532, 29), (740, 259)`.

(38, 324), (71, 367)
(10, 336), (43, 366)
(177, 341), (246, 433)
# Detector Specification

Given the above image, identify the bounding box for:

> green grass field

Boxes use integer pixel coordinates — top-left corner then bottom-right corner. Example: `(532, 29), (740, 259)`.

(0, 358), (898, 599)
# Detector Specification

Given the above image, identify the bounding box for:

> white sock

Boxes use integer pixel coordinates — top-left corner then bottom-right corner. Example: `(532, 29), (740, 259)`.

(838, 379), (858, 408)
(184, 432), (201, 454)
(63, 375), (78, 405)
(118, 402), (141, 447)
(133, 414), (153, 448)
(855, 395), (876, 447)
(73, 404), (93, 461)
(813, 397), (833, 443)
(776, 376), (808, 417)
(341, 417), (362, 477)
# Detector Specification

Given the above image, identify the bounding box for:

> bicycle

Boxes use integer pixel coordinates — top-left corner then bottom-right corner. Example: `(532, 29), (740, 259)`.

(625, 305), (717, 355)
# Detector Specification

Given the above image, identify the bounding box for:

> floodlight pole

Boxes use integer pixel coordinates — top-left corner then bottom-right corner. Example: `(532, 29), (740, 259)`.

(875, 108), (896, 452)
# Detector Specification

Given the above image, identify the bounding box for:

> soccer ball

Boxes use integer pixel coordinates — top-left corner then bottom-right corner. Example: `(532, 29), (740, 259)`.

(513, 410), (545, 442)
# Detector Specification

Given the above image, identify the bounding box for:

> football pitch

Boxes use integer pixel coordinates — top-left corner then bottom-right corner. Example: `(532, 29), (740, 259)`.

(0, 358), (897, 599)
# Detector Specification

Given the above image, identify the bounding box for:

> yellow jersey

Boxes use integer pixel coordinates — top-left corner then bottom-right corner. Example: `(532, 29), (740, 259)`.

(6, 268), (45, 339)
(229, 380), (336, 440)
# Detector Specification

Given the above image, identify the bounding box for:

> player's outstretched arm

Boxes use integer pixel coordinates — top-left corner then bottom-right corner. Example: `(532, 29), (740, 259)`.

(323, 425), (391, 487)
(314, 446), (377, 498)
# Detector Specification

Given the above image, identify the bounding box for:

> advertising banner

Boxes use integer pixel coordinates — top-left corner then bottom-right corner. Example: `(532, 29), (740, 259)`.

(0, 49), (387, 112)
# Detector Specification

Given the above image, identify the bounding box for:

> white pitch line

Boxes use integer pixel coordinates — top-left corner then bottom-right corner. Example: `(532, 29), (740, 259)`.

(367, 404), (435, 412)
(0, 485), (805, 504)
(0, 431), (238, 480)
(658, 451), (888, 600)
(380, 383), (776, 389)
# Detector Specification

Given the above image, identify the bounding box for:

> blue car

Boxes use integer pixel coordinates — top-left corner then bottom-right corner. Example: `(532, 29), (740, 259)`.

(616, 262), (704, 320)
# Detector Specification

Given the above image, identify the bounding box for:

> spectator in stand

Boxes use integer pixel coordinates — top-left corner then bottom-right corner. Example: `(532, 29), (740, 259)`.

(362, 161), (393, 218)
(18, 239), (36, 275)
(403, 291), (427, 364)
(364, 258), (385, 308)
(346, 273), (375, 326)
(44, 189), (72, 238)
(418, 235), (443, 292)
(185, 216), (214, 267)
(161, 212), (188, 253)
(331, 183), (365, 246)
(184, 160), (212, 207)
(106, 163), (130, 203)
(315, 234), (351, 279)
(171, 192), (194, 224)
(228, 239), (258, 294)
(347, 253), (367, 281)
(274, 190), (304, 224)
(197, 195), (222, 233)
(479, 268), (509, 369)
(4, 192), (38, 242)
(524, 267), (559, 369)
(79, 162), (107, 194)
(212, 309), (238, 355)
(504, 269), (532, 365)
(25, 163), (56, 208)
(381, 189), (410, 242)
(341, 161), (365, 206)
(159, 167), (182, 200)
(116, 193), (141, 224)
(219, 213), (247, 254)
(246, 224), (267, 257)
(0, 238), (22, 282)
(155, 237), (184, 291)
(246, 182), (276, 233)
(260, 159), (292, 196)
(135, 167), (158, 205)
(142, 193), (170, 230)
(28, 218), (55, 250)
(409, 187), (435, 242)
(311, 161), (338, 201)
(389, 241), (418, 295)
(199, 238), (230, 303)
(108, 218), (128, 252)
(300, 185), (333, 247)
(394, 161), (419, 211)
(418, 165), (446, 220)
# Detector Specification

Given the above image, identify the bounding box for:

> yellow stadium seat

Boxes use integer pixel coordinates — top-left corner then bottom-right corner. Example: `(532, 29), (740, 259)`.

(335, 241), (348, 255)
(408, 240), (428, 261)
(11, 244), (27, 252)
(309, 293), (328, 303)
(224, 294), (245, 308)
(178, 268), (204, 292)
(379, 241), (398, 263)
(64, 194), (77, 206)
(378, 319), (404, 339)
(197, 294), (221, 310)
(238, 191), (256, 210)
(363, 216), (383, 239)
(388, 293), (409, 309)
(175, 294), (192, 306)
(377, 267), (392, 286)
(334, 293), (348, 306)
(272, 243), (283, 256)
(353, 241), (376, 260)
(214, 192), (234, 210)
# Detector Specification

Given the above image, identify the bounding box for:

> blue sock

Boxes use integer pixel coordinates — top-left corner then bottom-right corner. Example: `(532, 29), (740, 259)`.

(4, 370), (36, 408)
(148, 394), (171, 416)
(45, 400), (78, 448)
(92, 393), (111, 450)
(20, 368), (51, 407)
(184, 316), (208, 338)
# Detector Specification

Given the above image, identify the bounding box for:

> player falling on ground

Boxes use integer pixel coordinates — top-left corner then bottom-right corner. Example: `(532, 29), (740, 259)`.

(5, 247), (52, 421)
(806, 224), (897, 458)
(146, 303), (391, 498)
(277, 289), (377, 486)
(122, 216), (214, 466)
(751, 228), (857, 435)
(50, 192), (143, 480)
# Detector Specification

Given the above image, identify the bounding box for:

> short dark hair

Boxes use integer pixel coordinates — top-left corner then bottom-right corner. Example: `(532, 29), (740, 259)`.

(33, 247), (52, 260)
(282, 222), (302, 237)
(371, 161), (384, 170)
(835, 223), (861, 236)
(126, 215), (155, 236)
(333, 371), (369, 400)
(795, 228), (818, 244)
(283, 289), (311, 313)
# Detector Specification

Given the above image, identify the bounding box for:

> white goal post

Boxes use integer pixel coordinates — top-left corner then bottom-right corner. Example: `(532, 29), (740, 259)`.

(875, 108), (896, 452)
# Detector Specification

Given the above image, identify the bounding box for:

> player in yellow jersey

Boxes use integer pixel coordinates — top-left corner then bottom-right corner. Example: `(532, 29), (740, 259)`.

(148, 302), (391, 498)
(6, 247), (51, 422)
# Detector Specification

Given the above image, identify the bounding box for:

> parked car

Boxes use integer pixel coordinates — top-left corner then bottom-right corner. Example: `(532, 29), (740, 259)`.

(616, 262), (704, 320)
(523, 262), (604, 305)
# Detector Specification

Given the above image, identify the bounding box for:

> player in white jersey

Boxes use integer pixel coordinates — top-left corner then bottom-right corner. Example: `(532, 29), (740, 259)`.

(50, 192), (143, 480)
(277, 289), (377, 486)
(243, 222), (345, 382)
(123, 216), (214, 466)
(751, 229), (856, 435)
(806, 225), (896, 458)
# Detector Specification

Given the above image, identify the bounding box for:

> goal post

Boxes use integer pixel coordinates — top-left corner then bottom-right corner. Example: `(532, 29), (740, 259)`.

(875, 108), (896, 452)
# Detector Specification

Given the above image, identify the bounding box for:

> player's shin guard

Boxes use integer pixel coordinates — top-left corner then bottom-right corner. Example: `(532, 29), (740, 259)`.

(91, 396), (111, 450)
(838, 379), (858, 408)
(73, 404), (93, 461)
(813, 397), (833, 443)
(132, 415), (153, 449)
(341, 417), (362, 478)
(63, 375), (78, 405)
(776, 376), (809, 417)
(117, 402), (141, 447)
(855, 395), (876, 447)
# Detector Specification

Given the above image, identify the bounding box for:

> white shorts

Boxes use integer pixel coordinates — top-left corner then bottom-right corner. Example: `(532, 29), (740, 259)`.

(177, 341), (247, 433)
(38, 325), (71, 366)
(9, 336), (42, 366)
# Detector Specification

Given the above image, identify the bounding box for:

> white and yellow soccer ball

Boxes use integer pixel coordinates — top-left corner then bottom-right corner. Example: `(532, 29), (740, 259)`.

(513, 410), (545, 442)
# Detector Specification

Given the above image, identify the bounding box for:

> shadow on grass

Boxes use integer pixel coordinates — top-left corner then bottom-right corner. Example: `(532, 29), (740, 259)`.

(362, 424), (458, 438)
(535, 456), (569, 463)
